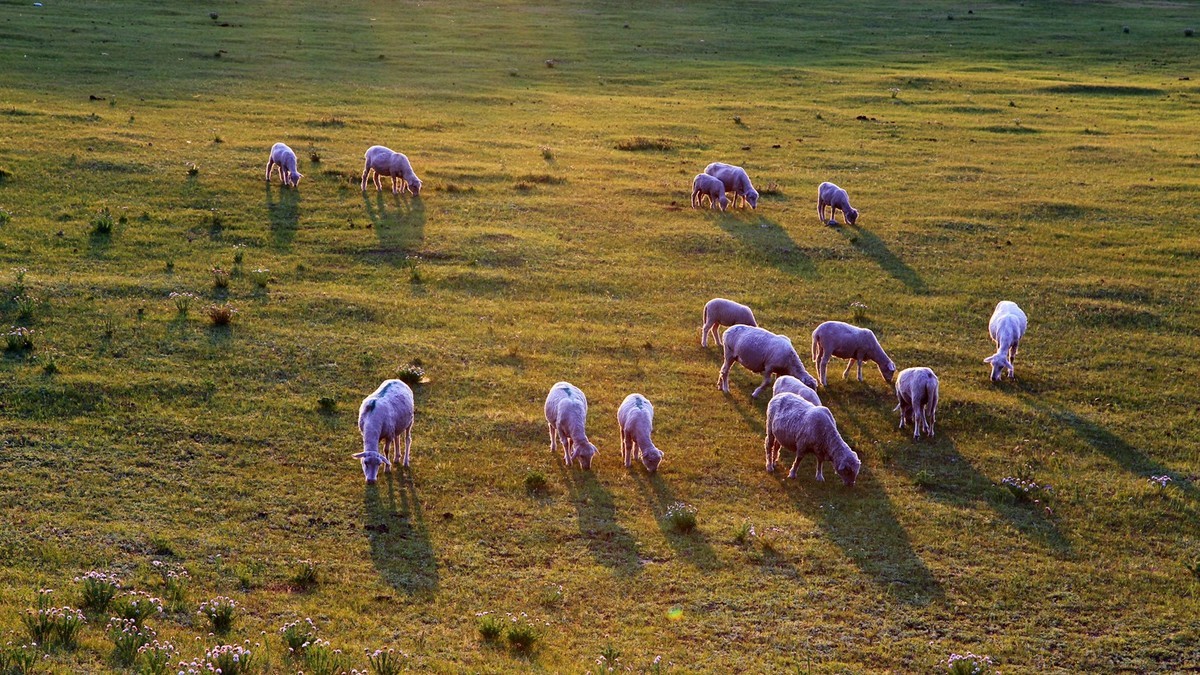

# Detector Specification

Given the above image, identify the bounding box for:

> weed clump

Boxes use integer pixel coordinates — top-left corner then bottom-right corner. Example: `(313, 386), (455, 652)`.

(366, 647), (408, 674)
(946, 651), (995, 674)
(616, 137), (674, 151)
(477, 613), (504, 643)
(280, 617), (318, 656)
(251, 268), (270, 288)
(107, 617), (155, 666)
(75, 570), (121, 613)
(110, 591), (163, 627)
(91, 207), (115, 235)
(197, 596), (237, 634)
(186, 162), (200, 177)
(396, 361), (425, 385)
(170, 291), (196, 314)
(205, 303), (236, 326)
(23, 605), (86, 651)
(136, 640), (176, 675)
(524, 471), (548, 495)
(210, 267), (230, 289)
(291, 559), (319, 590)
(317, 396), (337, 413)
(665, 502), (698, 533)
(0, 209), (11, 226)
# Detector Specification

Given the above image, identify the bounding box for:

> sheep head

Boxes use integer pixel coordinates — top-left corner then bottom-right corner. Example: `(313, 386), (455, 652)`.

(718, 193), (729, 211)
(289, 170), (303, 187)
(407, 177), (422, 196)
(846, 207), (859, 225)
(880, 359), (897, 384)
(984, 354), (1011, 382)
(836, 450), (861, 487)
(745, 189), (759, 209)
(641, 447), (664, 473)
(572, 440), (598, 470)
(353, 450), (391, 484)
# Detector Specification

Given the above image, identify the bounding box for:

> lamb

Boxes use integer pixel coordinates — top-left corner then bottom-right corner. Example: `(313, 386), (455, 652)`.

(816, 181), (858, 225)
(544, 381), (599, 470)
(691, 173), (729, 211)
(764, 392), (861, 485)
(361, 145), (423, 196)
(616, 393), (663, 472)
(771, 374), (822, 407)
(265, 142), (303, 188)
(811, 321), (896, 387)
(700, 297), (757, 347)
(704, 162), (759, 209)
(353, 379), (415, 484)
(985, 301), (1028, 381)
(893, 367), (939, 440)
(718, 325), (819, 397)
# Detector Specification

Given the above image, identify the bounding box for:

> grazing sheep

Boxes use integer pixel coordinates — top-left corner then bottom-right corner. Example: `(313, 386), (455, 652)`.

(354, 379), (415, 484)
(811, 321), (896, 387)
(985, 301), (1028, 381)
(265, 142), (303, 188)
(704, 162), (759, 209)
(361, 145), (422, 195)
(616, 393), (663, 472)
(718, 325), (819, 397)
(816, 181), (857, 225)
(691, 173), (729, 211)
(894, 367), (939, 439)
(772, 374), (822, 407)
(764, 393), (861, 485)
(544, 381), (599, 470)
(700, 298), (758, 348)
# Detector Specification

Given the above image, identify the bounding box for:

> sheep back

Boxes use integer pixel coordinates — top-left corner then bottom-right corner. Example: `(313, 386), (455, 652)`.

(772, 375), (822, 406)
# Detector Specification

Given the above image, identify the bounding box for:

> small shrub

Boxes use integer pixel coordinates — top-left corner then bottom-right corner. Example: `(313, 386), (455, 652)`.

(290, 559), (319, 590)
(108, 618), (155, 666)
(0, 209), (11, 226)
(210, 266), (230, 289)
(164, 260), (174, 273)
(75, 570), (121, 613)
(406, 257), (422, 284)
(23, 606), (86, 651)
(91, 207), (115, 235)
(1187, 28), (1195, 37)
(169, 291), (196, 314)
(477, 613), (504, 643)
(213, 134), (224, 143)
(317, 116), (345, 127)
(947, 651), (995, 674)
(366, 647), (408, 675)
(664, 502), (697, 533)
(396, 362), (425, 386)
(597, 645), (623, 674)
(12, 267), (26, 295)
(197, 596), (237, 634)
(42, 354), (59, 375)
(913, 469), (937, 490)
(732, 521), (754, 546)
(524, 471), (548, 495)
(0, 641), (41, 674)
(309, 150), (321, 164)
(110, 591), (163, 627)
(186, 162), (199, 177)
(513, 180), (533, 191)
(539, 583), (563, 607)
(5, 326), (34, 352)
(205, 304), (236, 327)
(232, 245), (244, 265)
(0, 166), (11, 182)
(760, 181), (782, 196)
(1184, 559), (1200, 580)
(889, 87), (900, 98)
(541, 146), (555, 160)
(251, 268), (270, 288)
(850, 301), (868, 322)
(505, 614), (540, 653)
(151, 560), (189, 610)
(1000, 476), (1051, 504)
(203, 643), (255, 675)
(13, 295), (36, 321)
(615, 136), (674, 151)
(135, 640), (176, 675)
(317, 396), (337, 413)
(303, 639), (347, 675)
(280, 617), (318, 657)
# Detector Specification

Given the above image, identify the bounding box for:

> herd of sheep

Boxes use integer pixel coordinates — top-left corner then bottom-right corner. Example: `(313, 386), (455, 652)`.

(272, 143), (1028, 488)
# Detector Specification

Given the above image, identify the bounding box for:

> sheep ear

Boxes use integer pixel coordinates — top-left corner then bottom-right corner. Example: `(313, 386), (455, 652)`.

(983, 356), (995, 364)
(353, 452), (368, 459)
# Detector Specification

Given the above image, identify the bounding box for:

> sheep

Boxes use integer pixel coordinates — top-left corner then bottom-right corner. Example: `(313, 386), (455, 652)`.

(893, 367), (939, 440)
(718, 325), (819, 397)
(353, 379), (414, 484)
(691, 173), (729, 211)
(811, 320), (896, 388)
(616, 393), (663, 472)
(361, 145), (422, 196)
(700, 298), (757, 348)
(265, 142), (303, 188)
(764, 392), (861, 485)
(771, 374), (822, 407)
(985, 301), (1028, 381)
(544, 381), (599, 470)
(704, 161), (759, 209)
(816, 181), (857, 225)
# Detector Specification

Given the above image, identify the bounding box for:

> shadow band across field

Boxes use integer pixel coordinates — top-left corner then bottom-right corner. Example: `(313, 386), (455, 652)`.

(556, 462), (642, 575)
(632, 471), (721, 570)
(265, 184), (300, 250)
(363, 470), (438, 595)
(362, 192), (426, 260)
(836, 224), (926, 293)
(715, 215), (816, 278)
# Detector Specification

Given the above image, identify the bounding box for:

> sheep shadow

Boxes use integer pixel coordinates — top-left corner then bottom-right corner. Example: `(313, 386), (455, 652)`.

(631, 471), (721, 570)
(363, 470), (439, 596)
(772, 468), (942, 605)
(715, 214), (816, 279)
(362, 192), (425, 262)
(835, 224), (927, 294)
(264, 184), (300, 251)
(555, 462), (641, 576)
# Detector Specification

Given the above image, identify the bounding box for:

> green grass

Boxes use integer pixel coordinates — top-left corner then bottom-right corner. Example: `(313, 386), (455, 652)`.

(1, 1), (1198, 672)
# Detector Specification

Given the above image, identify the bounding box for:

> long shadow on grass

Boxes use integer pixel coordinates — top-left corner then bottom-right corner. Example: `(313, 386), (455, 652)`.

(773, 467), (942, 605)
(555, 463), (641, 576)
(631, 471), (720, 570)
(362, 192), (425, 262)
(265, 184), (300, 251)
(363, 470), (438, 595)
(715, 214), (816, 278)
(835, 224), (926, 294)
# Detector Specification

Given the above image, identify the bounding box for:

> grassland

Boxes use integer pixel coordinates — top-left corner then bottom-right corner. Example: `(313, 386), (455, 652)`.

(0, 0), (1198, 672)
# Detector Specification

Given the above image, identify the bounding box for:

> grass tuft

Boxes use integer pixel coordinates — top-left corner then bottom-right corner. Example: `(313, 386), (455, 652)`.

(664, 502), (698, 533)
(615, 136), (674, 151)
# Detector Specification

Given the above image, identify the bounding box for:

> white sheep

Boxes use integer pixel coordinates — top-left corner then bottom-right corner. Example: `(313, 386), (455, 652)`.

(544, 381), (598, 470)
(354, 379), (414, 484)
(771, 374), (822, 407)
(704, 162), (759, 209)
(616, 393), (663, 472)
(985, 301), (1027, 381)
(718, 325), (819, 397)
(691, 173), (728, 211)
(816, 181), (857, 225)
(700, 297), (757, 348)
(811, 320), (896, 387)
(764, 392), (861, 485)
(361, 145), (422, 195)
(893, 367), (939, 439)
(265, 142), (303, 188)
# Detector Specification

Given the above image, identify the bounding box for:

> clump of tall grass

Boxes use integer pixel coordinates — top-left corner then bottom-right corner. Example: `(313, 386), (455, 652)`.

(664, 502), (698, 533)
(74, 570), (122, 614)
(197, 596), (237, 634)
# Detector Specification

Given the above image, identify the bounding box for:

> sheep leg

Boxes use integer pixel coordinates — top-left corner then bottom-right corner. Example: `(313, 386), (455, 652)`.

(718, 357), (734, 393)
(857, 359), (864, 382)
(547, 422), (556, 452)
(817, 353), (830, 388)
(764, 431), (777, 472)
(751, 370), (773, 398)
(402, 427), (412, 467)
(266, 160), (275, 183)
(700, 320), (712, 347)
(361, 167), (371, 191)
(787, 449), (803, 479)
(842, 359), (854, 380)
(814, 457), (825, 482)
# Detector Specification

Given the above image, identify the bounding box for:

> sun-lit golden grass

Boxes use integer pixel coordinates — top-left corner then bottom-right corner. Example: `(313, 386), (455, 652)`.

(0, 0), (1198, 672)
